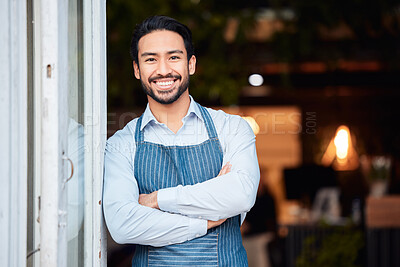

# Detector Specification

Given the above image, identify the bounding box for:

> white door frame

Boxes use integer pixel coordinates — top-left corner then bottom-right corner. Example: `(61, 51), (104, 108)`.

(39, 0), (69, 265)
(83, 0), (108, 266)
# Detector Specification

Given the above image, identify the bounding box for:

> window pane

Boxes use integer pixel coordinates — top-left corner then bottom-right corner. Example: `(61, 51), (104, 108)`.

(67, 0), (85, 266)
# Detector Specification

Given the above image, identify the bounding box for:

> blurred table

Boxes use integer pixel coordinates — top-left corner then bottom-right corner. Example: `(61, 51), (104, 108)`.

(366, 195), (400, 267)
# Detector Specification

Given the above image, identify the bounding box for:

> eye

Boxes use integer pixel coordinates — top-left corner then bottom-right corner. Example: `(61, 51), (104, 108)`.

(145, 58), (156, 62)
(170, 55), (180, 60)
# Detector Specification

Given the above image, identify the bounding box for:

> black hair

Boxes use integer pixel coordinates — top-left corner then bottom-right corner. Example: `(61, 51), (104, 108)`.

(130, 15), (194, 64)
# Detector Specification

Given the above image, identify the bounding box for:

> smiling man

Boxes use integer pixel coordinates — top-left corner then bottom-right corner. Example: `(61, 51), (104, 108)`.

(103, 16), (260, 266)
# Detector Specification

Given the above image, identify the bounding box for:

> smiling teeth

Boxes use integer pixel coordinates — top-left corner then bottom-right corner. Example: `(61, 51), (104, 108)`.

(156, 80), (174, 86)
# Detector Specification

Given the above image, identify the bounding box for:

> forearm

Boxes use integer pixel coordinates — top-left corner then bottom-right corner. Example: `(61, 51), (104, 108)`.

(157, 169), (259, 221)
(103, 199), (207, 247)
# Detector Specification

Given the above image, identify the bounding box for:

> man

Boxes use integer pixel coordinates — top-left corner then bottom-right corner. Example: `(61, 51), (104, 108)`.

(103, 15), (260, 266)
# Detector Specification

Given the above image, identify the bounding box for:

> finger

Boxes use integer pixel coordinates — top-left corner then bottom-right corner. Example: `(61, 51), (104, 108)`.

(222, 163), (232, 175)
(218, 163), (229, 176)
(226, 164), (232, 172)
(207, 218), (227, 229)
(223, 162), (232, 174)
(217, 165), (226, 176)
(221, 164), (228, 175)
(216, 218), (227, 227)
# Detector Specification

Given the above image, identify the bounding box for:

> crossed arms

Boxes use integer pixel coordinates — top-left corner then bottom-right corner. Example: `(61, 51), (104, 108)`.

(138, 163), (233, 229)
(103, 117), (260, 247)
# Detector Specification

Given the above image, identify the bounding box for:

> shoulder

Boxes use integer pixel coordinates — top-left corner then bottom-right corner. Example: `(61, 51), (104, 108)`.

(204, 106), (241, 123)
(204, 106), (254, 138)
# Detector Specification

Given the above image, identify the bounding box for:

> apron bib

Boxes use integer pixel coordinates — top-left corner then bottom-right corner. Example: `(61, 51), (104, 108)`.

(132, 104), (248, 266)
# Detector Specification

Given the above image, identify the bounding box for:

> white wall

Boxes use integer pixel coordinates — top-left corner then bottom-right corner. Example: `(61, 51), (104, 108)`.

(0, 0), (28, 266)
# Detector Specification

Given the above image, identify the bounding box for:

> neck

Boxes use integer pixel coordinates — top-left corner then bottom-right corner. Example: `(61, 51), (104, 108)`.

(147, 90), (190, 133)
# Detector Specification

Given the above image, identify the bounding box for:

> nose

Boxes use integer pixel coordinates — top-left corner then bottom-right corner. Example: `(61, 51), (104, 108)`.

(156, 58), (172, 76)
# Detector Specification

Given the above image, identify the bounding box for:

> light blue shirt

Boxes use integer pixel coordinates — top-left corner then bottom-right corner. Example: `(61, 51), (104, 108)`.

(103, 97), (260, 247)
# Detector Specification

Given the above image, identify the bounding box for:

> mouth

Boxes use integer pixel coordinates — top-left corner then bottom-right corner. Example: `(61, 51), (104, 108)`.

(149, 75), (181, 91)
(154, 79), (176, 89)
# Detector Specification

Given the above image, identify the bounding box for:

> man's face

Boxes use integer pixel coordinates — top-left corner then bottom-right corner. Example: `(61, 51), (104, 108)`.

(133, 30), (196, 105)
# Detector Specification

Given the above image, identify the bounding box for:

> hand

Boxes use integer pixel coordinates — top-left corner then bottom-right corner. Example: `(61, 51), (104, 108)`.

(218, 162), (232, 176)
(139, 191), (159, 209)
(207, 218), (226, 229)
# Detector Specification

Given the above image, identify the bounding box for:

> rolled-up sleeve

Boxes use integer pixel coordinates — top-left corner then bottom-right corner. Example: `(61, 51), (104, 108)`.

(103, 128), (207, 247)
(157, 116), (260, 222)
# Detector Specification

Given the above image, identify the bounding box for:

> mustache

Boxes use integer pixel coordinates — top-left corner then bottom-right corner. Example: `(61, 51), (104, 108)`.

(148, 74), (181, 83)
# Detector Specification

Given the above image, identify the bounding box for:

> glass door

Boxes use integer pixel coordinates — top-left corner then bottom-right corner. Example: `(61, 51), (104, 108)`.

(67, 0), (85, 266)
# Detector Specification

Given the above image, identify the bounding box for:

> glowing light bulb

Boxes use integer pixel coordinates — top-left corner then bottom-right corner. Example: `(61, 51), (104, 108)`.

(321, 125), (359, 170)
(334, 127), (349, 161)
(248, 74), (264, 86)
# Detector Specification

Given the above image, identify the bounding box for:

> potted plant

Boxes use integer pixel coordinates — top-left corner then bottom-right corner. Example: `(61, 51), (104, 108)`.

(360, 155), (392, 197)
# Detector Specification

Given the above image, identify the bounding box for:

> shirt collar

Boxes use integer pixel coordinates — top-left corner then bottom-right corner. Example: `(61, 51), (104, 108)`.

(140, 95), (203, 131)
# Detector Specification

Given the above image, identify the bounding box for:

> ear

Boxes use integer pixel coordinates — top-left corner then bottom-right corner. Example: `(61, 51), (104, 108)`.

(188, 55), (196, 75)
(133, 61), (140, 79)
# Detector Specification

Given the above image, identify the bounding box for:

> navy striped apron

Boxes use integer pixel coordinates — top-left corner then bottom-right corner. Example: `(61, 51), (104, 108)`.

(132, 103), (248, 266)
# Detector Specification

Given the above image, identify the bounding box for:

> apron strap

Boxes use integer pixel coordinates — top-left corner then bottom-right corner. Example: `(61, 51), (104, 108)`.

(134, 115), (144, 145)
(197, 103), (219, 140)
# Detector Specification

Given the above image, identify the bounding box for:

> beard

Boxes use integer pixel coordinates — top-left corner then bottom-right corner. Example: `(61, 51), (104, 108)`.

(140, 73), (189, 105)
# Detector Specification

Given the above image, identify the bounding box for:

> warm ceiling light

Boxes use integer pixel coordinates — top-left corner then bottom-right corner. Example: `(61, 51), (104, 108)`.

(334, 127), (350, 161)
(248, 74), (264, 86)
(321, 125), (359, 171)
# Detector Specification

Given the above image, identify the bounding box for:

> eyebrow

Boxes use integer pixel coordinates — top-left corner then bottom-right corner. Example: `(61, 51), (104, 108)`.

(167, 50), (184, 55)
(140, 50), (184, 58)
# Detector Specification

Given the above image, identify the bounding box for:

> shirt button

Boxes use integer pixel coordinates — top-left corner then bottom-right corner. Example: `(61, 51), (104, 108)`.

(168, 242), (172, 245)
(196, 234), (200, 237)
(199, 216), (202, 219)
